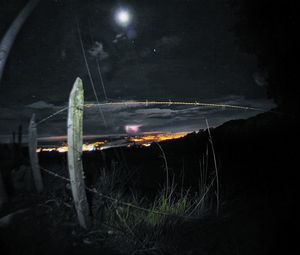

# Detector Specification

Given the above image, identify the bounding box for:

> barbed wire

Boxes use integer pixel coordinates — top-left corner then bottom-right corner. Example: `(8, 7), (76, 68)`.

(39, 166), (203, 220)
(87, 17), (109, 102)
(84, 100), (265, 111)
(36, 106), (69, 126)
(35, 100), (266, 127)
(75, 16), (107, 127)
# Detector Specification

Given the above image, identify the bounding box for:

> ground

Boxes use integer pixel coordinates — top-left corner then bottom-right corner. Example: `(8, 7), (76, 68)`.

(0, 110), (298, 254)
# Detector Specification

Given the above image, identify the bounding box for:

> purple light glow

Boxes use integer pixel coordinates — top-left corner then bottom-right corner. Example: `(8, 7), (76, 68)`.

(125, 125), (141, 134)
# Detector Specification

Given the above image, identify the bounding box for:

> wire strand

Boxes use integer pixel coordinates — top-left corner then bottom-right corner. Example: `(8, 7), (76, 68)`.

(35, 99), (271, 126)
(75, 16), (107, 127)
(83, 100), (266, 112)
(36, 106), (69, 126)
(87, 18), (109, 102)
(40, 166), (200, 220)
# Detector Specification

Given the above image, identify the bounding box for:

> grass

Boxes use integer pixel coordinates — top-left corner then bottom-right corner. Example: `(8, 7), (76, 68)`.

(90, 139), (219, 253)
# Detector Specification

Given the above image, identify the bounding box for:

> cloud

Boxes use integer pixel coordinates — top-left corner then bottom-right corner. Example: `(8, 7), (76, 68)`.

(0, 96), (275, 142)
(134, 108), (176, 117)
(27, 101), (58, 109)
(112, 33), (127, 44)
(155, 35), (181, 50)
(88, 41), (109, 60)
(81, 96), (275, 135)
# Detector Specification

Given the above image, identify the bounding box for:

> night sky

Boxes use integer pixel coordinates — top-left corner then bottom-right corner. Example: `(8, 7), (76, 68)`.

(0, 0), (274, 142)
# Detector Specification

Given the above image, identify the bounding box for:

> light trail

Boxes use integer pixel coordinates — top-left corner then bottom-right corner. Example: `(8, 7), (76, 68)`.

(35, 99), (265, 127)
(84, 100), (264, 112)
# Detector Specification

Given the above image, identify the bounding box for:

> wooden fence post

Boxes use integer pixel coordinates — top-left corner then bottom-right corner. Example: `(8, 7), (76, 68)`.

(67, 77), (90, 229)
(28, 114), (43, 193)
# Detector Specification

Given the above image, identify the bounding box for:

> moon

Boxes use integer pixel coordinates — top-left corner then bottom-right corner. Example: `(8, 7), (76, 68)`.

(115, 9), (131, 27)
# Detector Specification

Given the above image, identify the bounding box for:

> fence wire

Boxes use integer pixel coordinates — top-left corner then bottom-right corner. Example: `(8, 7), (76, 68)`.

(36, 106), (69, 126)
(35, 100), (266, 127)
(39, 165), (205, 220)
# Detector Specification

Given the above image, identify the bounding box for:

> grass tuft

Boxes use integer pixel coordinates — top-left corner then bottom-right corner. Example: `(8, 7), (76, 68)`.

(90, 138), (220, 253)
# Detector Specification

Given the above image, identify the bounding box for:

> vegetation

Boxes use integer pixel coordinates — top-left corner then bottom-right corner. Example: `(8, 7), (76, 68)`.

(1, 112), (298, 254)
(89, 146), (218, 254)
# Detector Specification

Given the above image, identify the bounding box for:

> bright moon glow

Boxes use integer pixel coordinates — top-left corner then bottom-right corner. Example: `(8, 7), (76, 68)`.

(115, 9), (131, 26)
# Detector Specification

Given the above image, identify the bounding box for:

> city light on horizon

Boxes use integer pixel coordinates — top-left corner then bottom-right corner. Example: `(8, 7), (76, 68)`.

(36, 131), (189, 153)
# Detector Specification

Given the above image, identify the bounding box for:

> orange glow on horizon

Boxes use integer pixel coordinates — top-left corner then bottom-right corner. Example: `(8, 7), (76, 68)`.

(37, 132), (188, 153)
(128, 132), (187, 143)
(37, 141), (105, 153)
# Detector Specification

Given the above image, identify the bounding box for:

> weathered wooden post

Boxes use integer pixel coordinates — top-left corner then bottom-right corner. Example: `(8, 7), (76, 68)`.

(67, 77), (90, 229)
(28, 114), (43, 193)
(0, 170), (8, 209)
